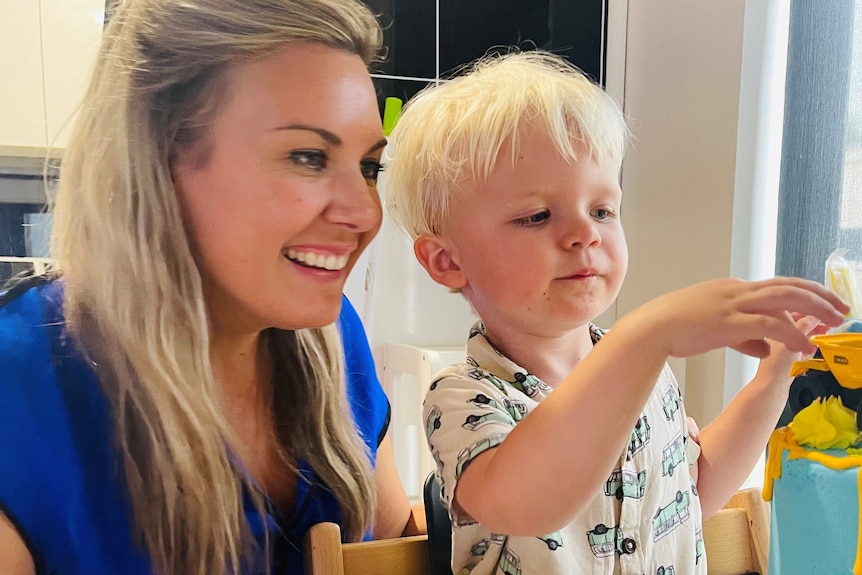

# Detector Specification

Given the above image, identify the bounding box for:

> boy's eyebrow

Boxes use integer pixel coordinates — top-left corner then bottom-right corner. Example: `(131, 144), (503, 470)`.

(271, 123), (388, 153)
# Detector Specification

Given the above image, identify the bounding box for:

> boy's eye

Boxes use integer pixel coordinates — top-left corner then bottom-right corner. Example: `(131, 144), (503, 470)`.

(592, 207), (616, 221)
(288, 150), (327, 171)
(361, 160), (385, 183)
(514, 210), (550, 227)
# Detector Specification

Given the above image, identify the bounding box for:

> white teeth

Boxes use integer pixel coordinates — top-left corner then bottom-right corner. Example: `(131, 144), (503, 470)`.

(285, 249), (349, 271)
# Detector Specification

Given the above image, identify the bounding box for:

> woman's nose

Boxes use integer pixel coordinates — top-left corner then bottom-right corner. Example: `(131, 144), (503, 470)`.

(326, 171), (382, 233)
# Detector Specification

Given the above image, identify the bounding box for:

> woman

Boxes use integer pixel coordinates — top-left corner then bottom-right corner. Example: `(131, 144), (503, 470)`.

(0, 1), (421, 573)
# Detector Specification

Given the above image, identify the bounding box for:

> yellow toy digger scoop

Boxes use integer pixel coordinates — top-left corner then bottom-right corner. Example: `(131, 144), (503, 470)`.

(791, 333), (862, 389)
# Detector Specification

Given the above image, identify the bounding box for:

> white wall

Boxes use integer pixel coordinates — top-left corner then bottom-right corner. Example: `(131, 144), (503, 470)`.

(0, 3), (45, 149)
(617, 1), (749, 425)
(0, 0), (103, 152)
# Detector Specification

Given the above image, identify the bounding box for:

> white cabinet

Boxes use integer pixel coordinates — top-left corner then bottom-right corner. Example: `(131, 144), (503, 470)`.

(0, 0), (104, 151)
(0, 3), (46, 149)
(41, 0), (104, 149)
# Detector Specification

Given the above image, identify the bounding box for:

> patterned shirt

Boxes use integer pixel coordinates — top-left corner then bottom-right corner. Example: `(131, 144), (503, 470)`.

(423, 322), (706, 575)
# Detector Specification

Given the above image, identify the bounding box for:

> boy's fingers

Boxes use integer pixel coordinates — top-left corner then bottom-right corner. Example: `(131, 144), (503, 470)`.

(730, 339), (771, 359)
(736, 314), (813, 353)
(794, 315), (822, 336)
(757, 276), (850, 312)
(740, 285), (847, 326)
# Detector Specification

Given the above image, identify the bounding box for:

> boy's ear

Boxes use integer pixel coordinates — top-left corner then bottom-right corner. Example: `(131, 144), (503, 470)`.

(413, 234), (467, 291)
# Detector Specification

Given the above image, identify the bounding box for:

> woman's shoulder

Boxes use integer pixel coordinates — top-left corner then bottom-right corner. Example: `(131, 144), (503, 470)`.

(0, 273), (102, 429)
(0, 275), (64, 366)
(0, 274), (108, 456)
(0, 273), (57, 318)
(0, 276), (139, 574)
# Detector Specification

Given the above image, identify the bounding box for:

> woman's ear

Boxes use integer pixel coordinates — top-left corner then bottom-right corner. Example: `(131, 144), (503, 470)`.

(413, 234), (467, 291)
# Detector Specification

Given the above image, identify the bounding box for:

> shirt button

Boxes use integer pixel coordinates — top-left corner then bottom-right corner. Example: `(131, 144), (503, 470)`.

(621, 537), (637, 554)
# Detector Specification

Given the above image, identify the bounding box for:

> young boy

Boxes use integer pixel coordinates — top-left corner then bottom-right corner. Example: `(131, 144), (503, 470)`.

(385, 52), (847, 574)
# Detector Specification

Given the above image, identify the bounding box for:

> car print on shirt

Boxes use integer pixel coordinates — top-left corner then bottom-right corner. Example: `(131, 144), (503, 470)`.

(629, 415), (651, 456)
(481, 373), (509, 392)
(585, 523), (624, 558)
(467, 393), (527, 421)
(426, 405), (442, 438)
(652, 490), (691, 542)
(509, 371), (550, 398)
(537, 531), (563, 551)
(662, 384), (680, 421)
(461, 411), (513, 431)
(469, 528), (561, 555)
(455, 434), (506, 479)
(695, 526), (704, 564)
(467, 367), (486, 381)
(661, 433), (686, 477)
(469, 533), (506, 557)
(604, 468), (647, 500)
(499, 547), (522, 575)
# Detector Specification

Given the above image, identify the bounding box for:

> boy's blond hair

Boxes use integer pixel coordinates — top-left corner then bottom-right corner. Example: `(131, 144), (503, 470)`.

(386, 50), (629, 238)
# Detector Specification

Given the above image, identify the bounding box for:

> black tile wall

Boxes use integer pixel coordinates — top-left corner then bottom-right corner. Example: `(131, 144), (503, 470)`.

(366, 0), (608, 115)
(366, 0), (437, 79)
(372, 78), (433, 121)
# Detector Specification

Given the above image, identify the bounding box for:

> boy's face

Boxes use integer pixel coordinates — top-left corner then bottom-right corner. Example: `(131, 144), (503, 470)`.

(430, 122), (628, 338)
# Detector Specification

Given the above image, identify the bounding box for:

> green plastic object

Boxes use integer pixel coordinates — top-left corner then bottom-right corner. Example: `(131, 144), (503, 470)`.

(382, 97), (403, 136)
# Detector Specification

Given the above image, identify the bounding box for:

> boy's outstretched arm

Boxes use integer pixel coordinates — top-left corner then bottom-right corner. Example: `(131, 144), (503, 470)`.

(691, 316), (823, 518)
(454, 278), (847, 536)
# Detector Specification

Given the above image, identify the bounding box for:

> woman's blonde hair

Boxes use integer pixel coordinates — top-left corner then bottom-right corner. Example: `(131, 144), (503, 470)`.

(386, 50), (629, 238)
(50, 1), (382, 574)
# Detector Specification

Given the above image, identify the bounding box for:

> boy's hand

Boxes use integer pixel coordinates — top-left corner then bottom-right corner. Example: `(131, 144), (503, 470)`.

(755, 314), (828, 391)
(642, 277), (848, 359)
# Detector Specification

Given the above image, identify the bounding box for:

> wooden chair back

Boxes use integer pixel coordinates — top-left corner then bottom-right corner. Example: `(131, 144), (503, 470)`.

(305, 486), (769, 575)
(303, 522), (431, 575)
(702, 487), (770, 575)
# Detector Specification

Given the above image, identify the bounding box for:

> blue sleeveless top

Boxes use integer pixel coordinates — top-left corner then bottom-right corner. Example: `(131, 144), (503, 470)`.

(0, 278), (389, 574)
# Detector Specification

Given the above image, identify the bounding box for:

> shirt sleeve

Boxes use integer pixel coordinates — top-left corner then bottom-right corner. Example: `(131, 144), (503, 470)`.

(338, 295), (390, 464)
(422, 367), (519, 524)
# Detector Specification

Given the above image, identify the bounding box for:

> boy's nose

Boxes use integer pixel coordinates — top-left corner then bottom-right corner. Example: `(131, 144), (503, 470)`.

(562, 218), (602, 248)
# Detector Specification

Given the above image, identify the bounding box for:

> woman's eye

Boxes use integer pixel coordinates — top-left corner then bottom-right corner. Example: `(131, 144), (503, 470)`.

(288, 150), (327, 171)
(361, 160), (385, 183)
(514, 210), (550, 227)
(592, 207), (616, 221)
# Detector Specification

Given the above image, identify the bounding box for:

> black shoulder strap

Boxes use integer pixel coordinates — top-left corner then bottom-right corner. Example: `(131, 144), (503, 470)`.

(0, 273), (52, 308)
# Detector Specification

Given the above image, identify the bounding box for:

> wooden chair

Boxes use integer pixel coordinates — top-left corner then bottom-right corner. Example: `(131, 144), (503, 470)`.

(303, 522), (431, 575)
(305, 486), (769, 575)
(703, 487), (770, 575)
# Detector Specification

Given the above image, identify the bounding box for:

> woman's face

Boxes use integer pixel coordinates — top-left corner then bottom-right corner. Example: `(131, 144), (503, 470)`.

(173, 43), (384, 335)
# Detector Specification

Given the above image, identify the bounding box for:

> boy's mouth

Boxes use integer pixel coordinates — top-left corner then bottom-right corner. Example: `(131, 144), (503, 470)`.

(561, 268), (599, 280)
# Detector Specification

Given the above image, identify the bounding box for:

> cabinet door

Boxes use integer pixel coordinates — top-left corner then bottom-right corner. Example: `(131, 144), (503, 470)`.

(41, 0), (104, 149)
(0, 2), (47, 149)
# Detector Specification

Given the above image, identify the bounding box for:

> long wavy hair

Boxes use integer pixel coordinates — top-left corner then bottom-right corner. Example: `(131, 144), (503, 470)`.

(50, 1), (383, 573)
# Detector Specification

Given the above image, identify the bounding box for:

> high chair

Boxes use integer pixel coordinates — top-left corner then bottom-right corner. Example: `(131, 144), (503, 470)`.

(303, 522), (431, 575)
